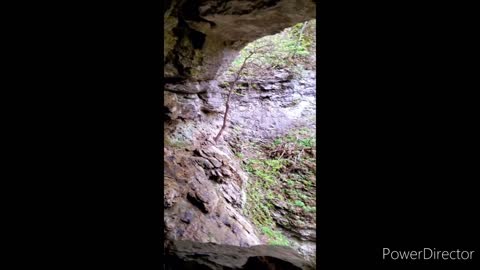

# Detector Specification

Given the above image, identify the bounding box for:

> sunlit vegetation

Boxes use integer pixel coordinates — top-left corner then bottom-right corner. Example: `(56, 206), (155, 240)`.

(242, 127), (316, 246)
(226, 19), (316, 79)
(224, 21), (316, 247)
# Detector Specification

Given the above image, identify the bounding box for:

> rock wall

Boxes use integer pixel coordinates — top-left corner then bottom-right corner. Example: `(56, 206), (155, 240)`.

(164, 143), (261, 246)
(165, 240), (315, 270)
(221, 70), (316, 141)
(164, 70), (316, 248)
(164, 70), (315, 143)
(164, 0), (316, 81)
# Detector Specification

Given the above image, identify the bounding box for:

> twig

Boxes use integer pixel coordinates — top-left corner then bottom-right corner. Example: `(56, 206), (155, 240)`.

(214, 48), (259, 143)
(296, 148), (304, 162)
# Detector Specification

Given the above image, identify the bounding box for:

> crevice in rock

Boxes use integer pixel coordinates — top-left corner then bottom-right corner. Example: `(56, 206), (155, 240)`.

(190, 31), (206, 49)
(164, 77), (186, 84)
(187, 192), (209, 213)
(164, 106), (172, 121)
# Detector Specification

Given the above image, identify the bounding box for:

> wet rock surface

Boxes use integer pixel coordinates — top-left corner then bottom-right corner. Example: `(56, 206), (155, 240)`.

(164, 240), (315, 270)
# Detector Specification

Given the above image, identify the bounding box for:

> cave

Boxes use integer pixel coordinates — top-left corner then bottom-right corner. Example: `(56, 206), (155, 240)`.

(164, 1), (317, 269)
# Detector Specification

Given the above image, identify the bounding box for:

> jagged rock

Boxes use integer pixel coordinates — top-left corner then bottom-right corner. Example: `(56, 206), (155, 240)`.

(209, 158), (222, 168)
(164, 91), (202, 120)
(165, 80), (218, 94)
(192, 157), (215, 169)
(221, 182), (242, 208)
(164, 146), (260, 246)
(220, 166), (232, 177)
(188, 179), (219, 213)
(164, 240), (315, 270)
(164, 180), (181, 208)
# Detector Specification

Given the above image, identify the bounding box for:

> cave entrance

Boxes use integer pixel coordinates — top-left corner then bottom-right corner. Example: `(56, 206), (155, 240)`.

(221, 19), (316, 82)
(215, 20), (317, 259)
(216, 19), (317, 142)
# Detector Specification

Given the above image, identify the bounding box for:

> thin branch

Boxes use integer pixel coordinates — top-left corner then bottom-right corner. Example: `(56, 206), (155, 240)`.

(214, 48), (259, 143)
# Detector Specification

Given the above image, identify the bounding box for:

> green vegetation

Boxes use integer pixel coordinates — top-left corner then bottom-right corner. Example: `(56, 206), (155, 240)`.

(261, 226), (290, 246)
(244, 158), (289, 246)
(294, 200), (305, 207)
(164, 137), (189, 149)
(226, 19), (316, 80)
(241, 127), (316, 247)
(221, 21), (317, 247)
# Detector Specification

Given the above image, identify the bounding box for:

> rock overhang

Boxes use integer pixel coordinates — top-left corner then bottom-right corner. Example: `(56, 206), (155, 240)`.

(164, 0), (316, 81)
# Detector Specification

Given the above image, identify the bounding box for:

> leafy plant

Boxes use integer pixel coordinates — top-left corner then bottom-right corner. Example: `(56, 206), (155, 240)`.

(294, 200), (305, 207)
(241, 127), (317, 248)
(299, 138), (315, 148)
(303, 206), (316, 213)
(261, 226), (290, 246)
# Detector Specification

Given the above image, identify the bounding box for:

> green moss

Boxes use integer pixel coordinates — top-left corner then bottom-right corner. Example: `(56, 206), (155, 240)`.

(243, 157), (291, 245)
(189, 50), (204, 79)
(164, 16), (178, 58)
(294, 200), (305, 207)
(164, 137), (189, 149)
(241, 127), (317, 246)
(260, 226), (290, 246)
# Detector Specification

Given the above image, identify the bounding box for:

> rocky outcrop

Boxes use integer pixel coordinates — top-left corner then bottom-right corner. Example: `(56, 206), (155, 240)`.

(164, 0), (316, 81)
(221, 69), (316, 140)
(164, 69), (315, 143)
(164, 145), (260, 247)
(164, 69), (316, 258)
(164, 240), (316, 270)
